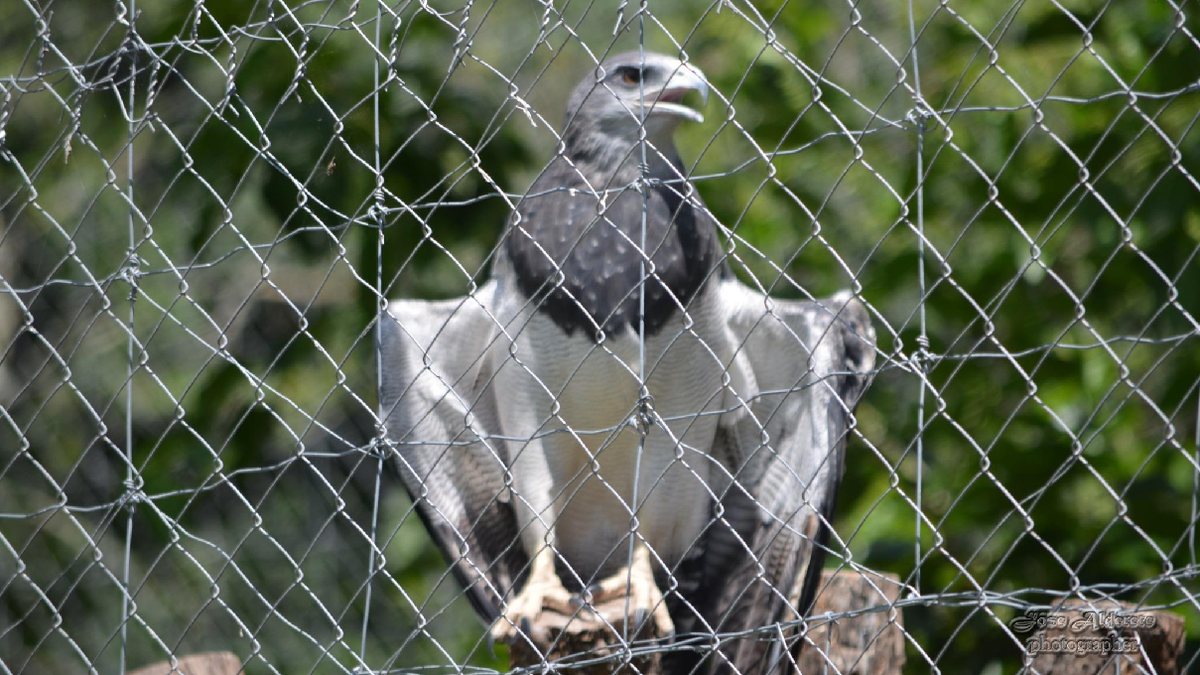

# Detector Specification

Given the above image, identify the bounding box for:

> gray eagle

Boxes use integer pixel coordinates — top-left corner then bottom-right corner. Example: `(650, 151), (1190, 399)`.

(381, 51), (875, 675)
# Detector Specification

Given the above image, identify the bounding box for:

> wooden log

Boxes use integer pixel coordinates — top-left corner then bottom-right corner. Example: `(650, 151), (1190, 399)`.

(1022, 600), (1185, 674)
(796, 570), (906, 675)
(128, 651), (241, 675)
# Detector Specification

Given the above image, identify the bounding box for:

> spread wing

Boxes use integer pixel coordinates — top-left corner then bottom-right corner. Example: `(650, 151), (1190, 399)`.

(674, 280), (875, 675)
(379, 281), (527, 622)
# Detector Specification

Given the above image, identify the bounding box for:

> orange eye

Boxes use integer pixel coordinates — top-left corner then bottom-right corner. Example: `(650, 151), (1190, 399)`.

(621, 68), (643, 85)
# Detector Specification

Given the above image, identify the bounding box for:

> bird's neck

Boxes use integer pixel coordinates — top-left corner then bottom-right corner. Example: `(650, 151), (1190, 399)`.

(562, 124), (684, 183)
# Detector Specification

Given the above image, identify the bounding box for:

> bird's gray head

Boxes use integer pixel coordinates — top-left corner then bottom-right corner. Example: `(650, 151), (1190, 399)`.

(563, 52), (709, 163)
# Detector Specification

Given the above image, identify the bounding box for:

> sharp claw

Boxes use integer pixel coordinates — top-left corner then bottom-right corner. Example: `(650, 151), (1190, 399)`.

(486, 626), (498, 657)
(519, 616), (533, 641)
(632, 608), (649, 632)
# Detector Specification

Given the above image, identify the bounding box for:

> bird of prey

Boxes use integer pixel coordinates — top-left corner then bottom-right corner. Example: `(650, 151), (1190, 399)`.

(380, 51), (875, 675)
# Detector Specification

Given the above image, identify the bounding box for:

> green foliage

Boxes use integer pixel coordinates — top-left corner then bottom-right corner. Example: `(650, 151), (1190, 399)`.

(1, 0), (1197, 673)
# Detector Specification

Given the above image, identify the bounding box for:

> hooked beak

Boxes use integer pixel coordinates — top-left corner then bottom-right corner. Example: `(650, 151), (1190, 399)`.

(646, 63), (709, 124)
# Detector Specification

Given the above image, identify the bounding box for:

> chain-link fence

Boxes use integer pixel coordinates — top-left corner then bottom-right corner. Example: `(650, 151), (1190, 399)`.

(2, 1), (1198, 674)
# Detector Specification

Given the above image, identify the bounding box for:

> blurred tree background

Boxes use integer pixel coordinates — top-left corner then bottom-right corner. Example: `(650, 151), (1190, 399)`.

(1, 0), (1198, 673)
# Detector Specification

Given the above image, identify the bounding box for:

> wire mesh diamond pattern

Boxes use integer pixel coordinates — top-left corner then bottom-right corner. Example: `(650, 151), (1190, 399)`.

(1, 1), (1198, 674)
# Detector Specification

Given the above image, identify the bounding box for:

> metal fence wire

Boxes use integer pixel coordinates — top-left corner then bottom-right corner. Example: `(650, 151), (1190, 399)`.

(2, 1), (1199, 674)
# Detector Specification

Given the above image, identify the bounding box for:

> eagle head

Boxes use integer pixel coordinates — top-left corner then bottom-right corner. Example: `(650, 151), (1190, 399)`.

(563, 51), (709, 153)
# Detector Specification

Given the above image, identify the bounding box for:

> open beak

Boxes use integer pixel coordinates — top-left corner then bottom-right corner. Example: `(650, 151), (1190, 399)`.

(648, 63), (709, 124)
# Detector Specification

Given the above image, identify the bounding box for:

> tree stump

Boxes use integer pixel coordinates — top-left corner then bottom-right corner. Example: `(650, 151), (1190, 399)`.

(1020, 599), (1185, 674)
(128, 652), (241, 675)
(796, 570), (906, 675)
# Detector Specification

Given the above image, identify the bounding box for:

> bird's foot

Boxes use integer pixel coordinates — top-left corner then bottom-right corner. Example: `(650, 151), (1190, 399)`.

(490, 561), (581, 649)
(586, 545), (674, 638)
